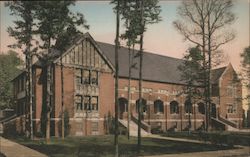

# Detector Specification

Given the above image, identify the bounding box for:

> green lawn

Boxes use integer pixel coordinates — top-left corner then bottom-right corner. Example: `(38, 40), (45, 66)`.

(10, 135), (236, 157)
(162, 131), (250, 146)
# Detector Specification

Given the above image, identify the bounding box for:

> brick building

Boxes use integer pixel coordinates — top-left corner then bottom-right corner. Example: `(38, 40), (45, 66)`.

(12, 33), (243, 136)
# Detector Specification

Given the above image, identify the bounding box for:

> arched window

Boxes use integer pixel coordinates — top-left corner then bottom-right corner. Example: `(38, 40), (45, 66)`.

(184, 100), (192, 113)
(154, 100), (164, 113)
(118, 98), (128, 113)
(136, 99), (147, 113)
(170, 101), (179, 114)
(198, 102), (205, 114)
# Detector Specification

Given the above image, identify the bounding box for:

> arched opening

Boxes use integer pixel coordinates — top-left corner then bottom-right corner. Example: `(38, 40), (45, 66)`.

(154, 100), (164, 114)
(198, 102), (205, 114)
(211, 103), (216, 118)
(170, 101), (179, 114)
(118, 97), (128, 119)
(184, 100), (193, 114)
(136, 98), (147, 113)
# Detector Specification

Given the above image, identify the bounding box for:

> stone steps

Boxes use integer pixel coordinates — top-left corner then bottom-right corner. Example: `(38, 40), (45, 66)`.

(119, 119), (151, 137)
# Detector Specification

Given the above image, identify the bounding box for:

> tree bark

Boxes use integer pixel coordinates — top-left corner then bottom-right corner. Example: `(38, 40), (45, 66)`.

(138, 0), (144, 153)
(46, 40), (51, 143)
(114, 0), (120, 156)
(127, 45), (131, 140)
(60, 57), (64, 139)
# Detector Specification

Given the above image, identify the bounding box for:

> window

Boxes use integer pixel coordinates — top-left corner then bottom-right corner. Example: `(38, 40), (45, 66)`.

(198, 103), (205, 114)
(84, 96), (98, 111)
(170, 101), (179, 114)
(84, 96), (90, 110)
(227, 104), (236, 113)
(154, 100), (164, 113)
(136, 99), (147, 113)
(91, 71), (98, 85)
(75, 76), (81, 90)
(83, 70), (90, 84)
(184, 100), (192, 113)
(75, 95), (83, 111)
(91, 96), (98, 110)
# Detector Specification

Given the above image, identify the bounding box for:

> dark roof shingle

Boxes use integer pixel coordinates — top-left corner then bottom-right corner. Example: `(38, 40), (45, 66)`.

(97, 42), (186, 84)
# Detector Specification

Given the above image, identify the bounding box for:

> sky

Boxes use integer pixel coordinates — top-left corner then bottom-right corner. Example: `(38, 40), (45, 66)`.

(0, 0), (249, 72)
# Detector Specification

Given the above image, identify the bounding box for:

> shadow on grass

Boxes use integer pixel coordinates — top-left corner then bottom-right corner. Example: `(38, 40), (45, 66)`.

(12, 135), (239, 157)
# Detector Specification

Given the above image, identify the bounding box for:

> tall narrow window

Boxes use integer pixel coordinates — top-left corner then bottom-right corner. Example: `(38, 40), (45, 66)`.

(84, 96), (90, 110)
(83, 70), (90, 84)
(154, 100), (164, 113)
(170, 101), (179, 114)
(185, 100), (192, 114)
(75, 95), (83, 111)
(91, 96), (98, 111)
(75, 69), (82, 91)
(91, 71), (98, 85)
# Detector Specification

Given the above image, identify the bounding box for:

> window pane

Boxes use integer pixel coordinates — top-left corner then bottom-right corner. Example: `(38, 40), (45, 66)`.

(91, 71), (98, 85)
(84, 96), (90, 110)
(83, 70), (90, 84)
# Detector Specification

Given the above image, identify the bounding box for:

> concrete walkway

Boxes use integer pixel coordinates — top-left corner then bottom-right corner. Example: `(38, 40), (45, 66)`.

(144, 135), (250, 157)
(0, 137), (47, 157)
(145, 146), (250, 157)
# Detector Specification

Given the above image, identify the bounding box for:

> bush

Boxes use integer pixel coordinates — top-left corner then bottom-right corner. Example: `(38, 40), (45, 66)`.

(35, 131), (44, 138)
(151, 127), (163, 134)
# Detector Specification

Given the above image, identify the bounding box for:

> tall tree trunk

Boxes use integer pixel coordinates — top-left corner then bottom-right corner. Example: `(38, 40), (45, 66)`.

(127, 45), (132, 140)
(138, 0), (144, 153)
(46, 40), (51, 143)
(114, 0), (120, 156)
(61, 57), (65, 139)
(207, 12), (212, 131)
(25, 46), (33, 140)
(28, 52), (33, 140)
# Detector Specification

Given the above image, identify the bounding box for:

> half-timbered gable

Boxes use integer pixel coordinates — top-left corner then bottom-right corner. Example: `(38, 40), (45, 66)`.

(54, 33), (114, 73)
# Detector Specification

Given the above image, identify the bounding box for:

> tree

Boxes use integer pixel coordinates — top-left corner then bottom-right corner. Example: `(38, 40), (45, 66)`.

(178, 46), (204, 131)
(35, 1), (88, 142)
(241, 46), (250, 127)
(112, 0), (161, 153)
(112, 0), (120, 156)
(0, 51), (23, 109)
(173, 0), (236, 131)
(6, 1), (37, 139)
(119, 1), (140, 140)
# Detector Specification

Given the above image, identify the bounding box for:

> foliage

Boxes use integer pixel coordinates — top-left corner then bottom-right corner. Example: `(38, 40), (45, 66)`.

(112, 0), (161, 45)
(178, 46), (205, 103)
(5, 1), (37, 54)
(0, 51), (23, 109)
(241, 46), (250, 100)
(35, 1), (89, 52)
(173, 0), (236, 131)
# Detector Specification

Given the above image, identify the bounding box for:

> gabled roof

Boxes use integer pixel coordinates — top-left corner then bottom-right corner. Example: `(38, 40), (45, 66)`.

(211, 66), (227, 84)
(12, 32), (231, 86)
(97, 41), (187, 85)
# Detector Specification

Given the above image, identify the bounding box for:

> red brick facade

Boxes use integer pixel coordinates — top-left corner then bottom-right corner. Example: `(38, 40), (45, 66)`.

(12, 33), (243, 137)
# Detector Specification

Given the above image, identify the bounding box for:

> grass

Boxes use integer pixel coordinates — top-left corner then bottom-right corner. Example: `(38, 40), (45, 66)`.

(10, 135), (236, 157)
(162, 131), (250, 146)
